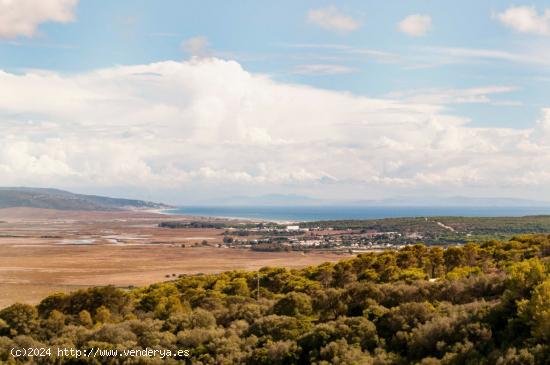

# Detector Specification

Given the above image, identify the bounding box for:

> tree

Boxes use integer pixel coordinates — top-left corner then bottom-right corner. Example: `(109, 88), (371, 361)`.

(37, 292), (68, 317)
(226, 278), (250, 297)
(518, 279), (550, 341)
(318, 339), (373, 365)
(184, 308), (217, 329)
(79, 310), (93, 328)
(273, 292), (312, 317)
(495, 347), (535, 365)
(42, 310), (65, 337)
(95, 305), (111, 323)
(426, 247), (446, 278)
(92, 323), (138, 345)
(248, 340), (300, 365)
(315, 263), (334, 288)
(444, 247), (465, 272)
(313, 288), (348, 320)
(507, 258), (547, 296)
(0, 303), (38, 335)
(397, 250), (418, 269)
(332, 261), (357, 287)
(154, 295), (187, 319)
(250, 315), (311, 341)
(397, 267), (428, 282)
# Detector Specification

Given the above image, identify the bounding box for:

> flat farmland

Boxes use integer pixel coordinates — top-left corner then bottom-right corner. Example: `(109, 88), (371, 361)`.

(0, 208), (351, 308)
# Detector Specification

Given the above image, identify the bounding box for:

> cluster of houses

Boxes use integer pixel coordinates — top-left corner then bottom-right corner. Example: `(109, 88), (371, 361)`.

(221, 224), (422, 252)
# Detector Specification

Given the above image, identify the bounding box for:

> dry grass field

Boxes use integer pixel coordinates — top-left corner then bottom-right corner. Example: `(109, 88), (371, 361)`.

(0, 208), (351, 308)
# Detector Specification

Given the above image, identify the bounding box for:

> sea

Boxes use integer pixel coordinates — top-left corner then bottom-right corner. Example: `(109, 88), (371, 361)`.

(163, 206), (550, 222)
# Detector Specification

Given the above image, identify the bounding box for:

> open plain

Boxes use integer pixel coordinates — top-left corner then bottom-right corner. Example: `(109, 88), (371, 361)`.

(0, 208), (350, 308)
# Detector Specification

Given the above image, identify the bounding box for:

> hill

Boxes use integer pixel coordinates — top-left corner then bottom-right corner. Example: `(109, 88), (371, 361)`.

(0, 187), (171, 211)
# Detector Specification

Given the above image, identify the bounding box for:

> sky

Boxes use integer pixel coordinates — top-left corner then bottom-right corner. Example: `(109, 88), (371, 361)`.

(2, 0), (550, 204)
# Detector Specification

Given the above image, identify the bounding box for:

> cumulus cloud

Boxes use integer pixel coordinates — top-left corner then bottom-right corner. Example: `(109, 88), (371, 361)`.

(0, 0), (77, 39)
(306, 6), (361, 33)
(497, 6), (550, 35)
(0, 58), (549, 201)
(398, 14), (432, 36)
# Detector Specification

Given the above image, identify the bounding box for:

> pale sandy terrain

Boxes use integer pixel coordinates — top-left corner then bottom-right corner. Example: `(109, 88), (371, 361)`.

(0, 208), (351, 308)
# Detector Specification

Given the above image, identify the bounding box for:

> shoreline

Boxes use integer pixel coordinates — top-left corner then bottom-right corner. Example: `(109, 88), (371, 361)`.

(156, 205), (550, 224)
(160, 208), (296, 225)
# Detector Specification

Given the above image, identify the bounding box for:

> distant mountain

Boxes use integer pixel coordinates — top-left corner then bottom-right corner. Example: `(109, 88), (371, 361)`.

(0, 187), (172, 211)
(359, 196), (550, 207)
(215, 194), (324, 206)
(200, 194), (550, 207)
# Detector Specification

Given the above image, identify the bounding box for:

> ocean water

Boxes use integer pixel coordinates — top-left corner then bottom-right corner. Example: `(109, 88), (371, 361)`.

(163, 206), (550, 222)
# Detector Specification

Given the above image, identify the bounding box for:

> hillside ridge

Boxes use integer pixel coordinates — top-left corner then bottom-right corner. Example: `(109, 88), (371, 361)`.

(0, 187), (171, 211)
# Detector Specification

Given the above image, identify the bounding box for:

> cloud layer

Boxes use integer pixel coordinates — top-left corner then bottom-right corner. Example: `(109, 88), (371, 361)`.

(0, 0), (77, 39)
(0, 58), (549, 201)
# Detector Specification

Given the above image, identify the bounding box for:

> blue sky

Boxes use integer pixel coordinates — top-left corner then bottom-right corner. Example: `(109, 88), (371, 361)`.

(2, 1), (550, 203)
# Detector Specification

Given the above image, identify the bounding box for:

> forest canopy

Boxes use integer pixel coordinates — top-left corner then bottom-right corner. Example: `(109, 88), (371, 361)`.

(2, 234), (550, 364)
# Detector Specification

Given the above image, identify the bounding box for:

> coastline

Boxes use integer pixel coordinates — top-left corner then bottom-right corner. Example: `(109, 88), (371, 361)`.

(156, 205), (550, 224)
(160, 208), (296, 224)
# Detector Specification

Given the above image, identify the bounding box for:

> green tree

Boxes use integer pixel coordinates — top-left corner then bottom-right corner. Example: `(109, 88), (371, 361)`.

(0, 303), (38, 335)
(444, 247), (465, 272)
(95, 305), (111, 323)
(79, 310), (93, 328)
(318, 339), (373, 365)
(313, 288), (348, 320)
(42, 310), (65, 337)
(273, 292), (313, 317)
(518, 279), (550, 341)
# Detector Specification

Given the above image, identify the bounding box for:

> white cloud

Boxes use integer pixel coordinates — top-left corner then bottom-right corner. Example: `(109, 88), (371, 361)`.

(387, 86), (519, 105)
(292, 64), (356, 75)
(404, 46), (550, 69)
(0, 0), (77, 39)
(398, 14), (432, 36)
(181, 36), (210, 57)
(306, 6), (361, 33)
(282, 43), (401, 64)
(0, 58), (549, 201)
(497, 6), (550, 35)
(284, 43), (550, 69)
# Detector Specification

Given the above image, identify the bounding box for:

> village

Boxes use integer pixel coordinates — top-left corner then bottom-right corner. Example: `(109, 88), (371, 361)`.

(219, 223), (424, 252)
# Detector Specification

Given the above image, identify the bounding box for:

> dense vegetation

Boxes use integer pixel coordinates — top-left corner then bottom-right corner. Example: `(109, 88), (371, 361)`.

(3, 235), (550, 364)
(303, 215), (550, 234)
(303, 216), (550, 243)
